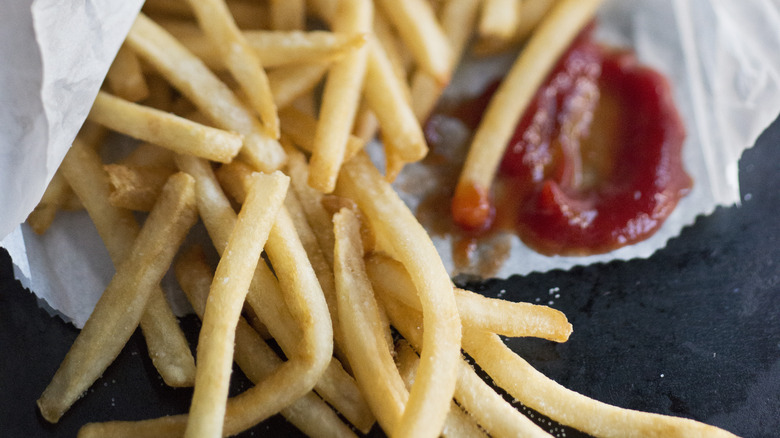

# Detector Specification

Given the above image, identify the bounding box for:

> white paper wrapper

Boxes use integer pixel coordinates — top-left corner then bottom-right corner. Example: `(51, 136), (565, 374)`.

(2, 0), (780, 326)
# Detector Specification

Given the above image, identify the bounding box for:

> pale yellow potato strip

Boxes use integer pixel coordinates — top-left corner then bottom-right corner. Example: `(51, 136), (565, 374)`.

(26, 170), (76, 234)
(58, 142), (195, 388)
(269, 64), (329, 110)
(462, 330), (740, 438)
(472, 0), (556, 56)
(185, 0), (279, 138)
(184, 171), (288, 438)
(394, 341), (488, 438)
(379, 296), (552, 438)
(37, 172), (197, 423)
(375, 0), (452, 84)
(280, 107), (365, 160)
(365, 253), (572, 342)
(456, 0), (603, 206)
(179, 155), (374, 433)
(364, 36), (428, 162)
(104, 164), (174, 212)
(125, 14), (285, 172)
(334, 208), (408, 433)
(106, 44), (149, 102)
(337, 153), (461, 438)
(308, 0), (372, 193)
(478, 0), (522, 41)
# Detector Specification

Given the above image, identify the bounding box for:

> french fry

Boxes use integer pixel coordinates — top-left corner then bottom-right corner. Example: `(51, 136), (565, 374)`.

(185, 171), (289, 438)
(104, 164), (175, 211)
(269, 64), (329, 110)
(88, 91), (243, 163)
(364, 35), (428, 162)
(106, 44), (150, 102)
(307, 0), (372, 193)
(279, 107), (365, 160)
(472, 0), (555, 56)
(58, 140), (196, 389)
(478, 0), (522, 43)
(185, 0), (279, 138)
(333, 208), (408, 433)
(374, 0), (452, 85)
(394, 341), (488, 438)
(453, 0), (603, 230)
(26, 170), (78, 234)
(37, 172), (197, 423)
(366, 252), (572, 342)
(125, 14), (285, 172)
(379, 296), (553, 438)
(336, 153), (461, 438)
(462, 329), (740, 438)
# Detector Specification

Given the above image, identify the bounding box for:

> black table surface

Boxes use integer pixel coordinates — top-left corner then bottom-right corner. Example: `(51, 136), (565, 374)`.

(1, 116), (778, 437)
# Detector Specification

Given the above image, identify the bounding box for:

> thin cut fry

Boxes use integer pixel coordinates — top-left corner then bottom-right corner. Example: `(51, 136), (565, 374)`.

(59, 141), (195, 388)
(269, 64), (329, 110)
(462, 330), (740, 438)
(453, 0), (603, 229)
(279, 107), (365, 160)
(37, 172), (197, 423)
(472, 0), (555, 56)
(366, 252), (572, 341)
(478, 0), (522, 42)
(185, 171), (289, 438)
(333, 208), (408, 433)
(337, 153), (461, 438)
(88, 91), (243, 163)
(106, 44), (150, 102)
(307, 0), (372, 193)
(104, 164), (175, 211)
(375, 0), (452, 84)
(125, 14), (285, 172)
(26, 170), (78, 234)
(185, 0), (279, 138)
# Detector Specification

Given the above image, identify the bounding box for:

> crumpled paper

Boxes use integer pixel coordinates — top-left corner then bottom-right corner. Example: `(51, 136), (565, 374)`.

(2, 0), (780, 327)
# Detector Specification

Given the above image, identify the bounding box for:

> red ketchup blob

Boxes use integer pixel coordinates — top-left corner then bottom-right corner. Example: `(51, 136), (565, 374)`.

(452, 25), (692, 256)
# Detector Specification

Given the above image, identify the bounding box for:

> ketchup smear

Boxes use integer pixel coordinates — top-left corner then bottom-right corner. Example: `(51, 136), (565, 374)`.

(450, 24), (692, 256)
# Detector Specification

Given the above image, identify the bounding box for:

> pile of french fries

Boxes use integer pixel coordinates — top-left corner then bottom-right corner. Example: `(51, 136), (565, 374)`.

(28, 0), (739, 437)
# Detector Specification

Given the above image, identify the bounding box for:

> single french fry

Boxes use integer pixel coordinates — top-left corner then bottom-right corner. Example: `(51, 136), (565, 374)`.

(366, 252), (572, 342)
(214, 159), (255, 205)
(374, 0), (452, 85)
(104, 164), (175, 211)
(472, 0), (555, 56)
(394, 341), (489, 438)
(333, 208), (408, 433)
(37, 172), (197, 423)
(269, 64), (329, 110)
(279, 107), (365, 160)
(125, 14), (285, 172)
(336, 153), (461, 438)
(269, 0), (306, 30)
(380, 296), (553, 438)
(462, 329), (740, 438)
(307, 0), (372, 193)
(185, 0), (279, 138)
(364, 36), (428, 162)
(185, 171), (289, 438)
(26, 170), (78, 234)
(107, 44), (150, 102)
(453, 0), (603, 230)
(89, 91), (243, 163)
(59, 141), (196, 389)
(478, 0), (522, 43)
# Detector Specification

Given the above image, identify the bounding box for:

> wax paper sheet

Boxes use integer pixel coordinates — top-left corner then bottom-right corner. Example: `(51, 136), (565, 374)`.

(2, 0), (780, 326)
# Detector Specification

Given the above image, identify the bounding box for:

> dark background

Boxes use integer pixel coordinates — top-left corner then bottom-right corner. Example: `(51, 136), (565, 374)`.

(1, 116), (778, 437)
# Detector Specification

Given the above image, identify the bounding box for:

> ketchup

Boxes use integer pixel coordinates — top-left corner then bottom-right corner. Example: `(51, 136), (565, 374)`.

(449, 24), (691, 256)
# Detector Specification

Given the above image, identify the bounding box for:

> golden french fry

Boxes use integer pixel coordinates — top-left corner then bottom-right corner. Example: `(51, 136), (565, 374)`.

(333, 208), (408, 433)
(394, 341), (488, 438)
(336, 153), (461, 438)
(104, 164), (175, 211)
(279, 107), (365, 160)
(89, 91), (243, 163)
(59, 140), (196, 388)
(379, 296), (552, 438)
(364, 36), (428, 162)
(478, 0), (522, 42)
(462, 329), (740, 438)
(269, 64), (329, 110)
(185, 171), (289, 438)
(26, 170), (78, 234)
(125, 14), (285, 172)
(37, 172), (197, 423)
(374, 0), (452, 84)
(366, 252), (572, 342)
(307, 0), (372, 193)
(453, 0), (603, 230)
(472, 0), (555, 56)
(185, 0), (279, 138)
(106, 44), (150, 102)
